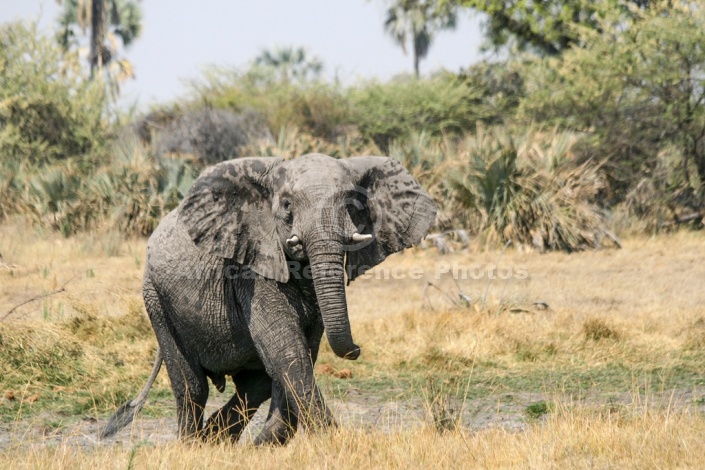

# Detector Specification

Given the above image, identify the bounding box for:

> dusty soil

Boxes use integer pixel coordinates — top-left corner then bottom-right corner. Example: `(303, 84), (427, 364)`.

(0, 395), (525, 450)
(2, 388), (703, 451)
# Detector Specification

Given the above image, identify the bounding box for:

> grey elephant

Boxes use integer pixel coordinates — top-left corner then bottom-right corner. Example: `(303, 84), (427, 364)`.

(100, 153), (436, 445)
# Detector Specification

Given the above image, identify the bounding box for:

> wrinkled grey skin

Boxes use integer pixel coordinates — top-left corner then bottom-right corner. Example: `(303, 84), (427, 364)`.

(100, 153), (436, 445)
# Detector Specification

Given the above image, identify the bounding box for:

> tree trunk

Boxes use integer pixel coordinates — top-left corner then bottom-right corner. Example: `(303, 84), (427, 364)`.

(89, 0), (105, 78)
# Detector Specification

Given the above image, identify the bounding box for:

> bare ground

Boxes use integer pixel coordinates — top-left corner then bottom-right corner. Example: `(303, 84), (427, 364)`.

(3, 387), (704, 452)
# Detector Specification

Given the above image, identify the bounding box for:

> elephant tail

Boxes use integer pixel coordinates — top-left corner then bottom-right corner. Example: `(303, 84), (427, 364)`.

(99, 348), (163, 439)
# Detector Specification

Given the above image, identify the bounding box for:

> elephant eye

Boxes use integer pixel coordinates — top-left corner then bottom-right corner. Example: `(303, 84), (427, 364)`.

(281, 198), (291, 212)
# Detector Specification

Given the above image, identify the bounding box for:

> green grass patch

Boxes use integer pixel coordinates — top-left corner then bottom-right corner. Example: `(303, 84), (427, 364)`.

(319, 357), (705, 404)
(525, 401), (551, 419)
(0, 312), (170, 423)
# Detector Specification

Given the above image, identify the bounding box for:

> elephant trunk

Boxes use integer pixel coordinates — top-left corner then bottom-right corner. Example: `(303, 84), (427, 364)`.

(308, 241), (360, 360)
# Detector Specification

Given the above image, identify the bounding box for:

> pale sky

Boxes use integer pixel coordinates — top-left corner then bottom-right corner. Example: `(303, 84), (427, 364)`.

(2, 1), (485, 108)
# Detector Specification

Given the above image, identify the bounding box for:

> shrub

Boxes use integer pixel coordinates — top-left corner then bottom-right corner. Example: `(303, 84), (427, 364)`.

(189, 66), (494, 152)
(24, 162), (88, 236)
(449, 126), (616, 252)
(17, 134), (198, 237)
(456, 60), (526, 125)
(0, 160), (29, 221)
(151, 108), (272, 165)
(90, 135), (198, 236)
(187, 66), (353, 141)
(520, 2), (705, 221)
(348, 73), (487, 151)
(387, 131), (456, 228)
(0, 21), (109, 167)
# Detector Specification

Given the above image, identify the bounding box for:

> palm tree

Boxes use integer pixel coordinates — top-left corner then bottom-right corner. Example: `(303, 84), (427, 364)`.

(56, 0), (141, 86)
(384, 0), (457, 78)
(254, 46), (323, 84)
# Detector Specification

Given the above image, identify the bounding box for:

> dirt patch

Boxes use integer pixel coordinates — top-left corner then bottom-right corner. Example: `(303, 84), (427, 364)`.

(0, 393), (520, 450)
(3, 388), (702, 450)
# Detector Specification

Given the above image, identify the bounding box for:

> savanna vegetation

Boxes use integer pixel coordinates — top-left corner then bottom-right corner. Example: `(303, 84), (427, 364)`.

(1, 221), (704, 467)
(3, 3), (704, 250)
(2, 0), (705, 467)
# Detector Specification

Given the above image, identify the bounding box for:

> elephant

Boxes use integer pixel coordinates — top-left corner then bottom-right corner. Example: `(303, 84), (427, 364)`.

(99, 153), (437, 445)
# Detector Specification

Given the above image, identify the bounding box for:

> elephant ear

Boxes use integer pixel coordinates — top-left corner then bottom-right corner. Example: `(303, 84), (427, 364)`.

(178, 157), (289, 283)
(342, 156), (437, 281)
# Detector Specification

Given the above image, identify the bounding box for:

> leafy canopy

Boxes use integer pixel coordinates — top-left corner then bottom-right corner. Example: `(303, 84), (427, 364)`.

(448, 0), (649, 55)
(383, 0), (458, 76)
(520, 1), (705, 215)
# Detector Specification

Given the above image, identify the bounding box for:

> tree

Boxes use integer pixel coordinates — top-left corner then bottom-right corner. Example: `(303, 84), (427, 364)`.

(450, 0), (650, 55)
(253, 46), (323, 84)
(520, 2), (705, 217)
(383, 0), (457, 77)
(0, 21), (108, 166)
(56, 0), (142, 91)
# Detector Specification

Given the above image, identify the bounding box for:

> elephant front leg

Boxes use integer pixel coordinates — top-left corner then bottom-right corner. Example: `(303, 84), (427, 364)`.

(254, 379), (336, 446)
(253, 381), (298, 446)
(249, 313), (334, 442)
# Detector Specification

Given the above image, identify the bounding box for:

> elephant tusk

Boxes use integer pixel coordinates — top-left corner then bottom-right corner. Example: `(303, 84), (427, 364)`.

(286, 235), (301, 247)
(351, 233), (373, 242)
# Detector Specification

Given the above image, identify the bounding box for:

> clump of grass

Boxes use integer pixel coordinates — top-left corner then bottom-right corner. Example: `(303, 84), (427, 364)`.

(583, 317), (621, 342)
(420, 347), (476, 372)
(0, 310), (161, 422)
(421, 376), (464, 433)
(513, 339), (557, 362)
(682, 318), (705, 351)
(525, 400), (551, 419)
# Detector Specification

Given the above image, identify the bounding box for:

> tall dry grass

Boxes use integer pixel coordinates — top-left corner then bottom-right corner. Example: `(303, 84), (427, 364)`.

(1, 402), (704, 469)
(1, 223), (705, 467)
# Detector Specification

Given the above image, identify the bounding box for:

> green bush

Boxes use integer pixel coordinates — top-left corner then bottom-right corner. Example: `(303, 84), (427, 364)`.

(0, 21), (109, 167)
(455, 60), (525, 126)
(189, 66), (494, 152)
(24, 162), (88, 236)
(448, 127), (616, 251)
(519, 3), (705, 224)
(348, 73), (487, 151)
(17, 135), (197, 237)
(188, 66), (353, 141)
(0, 160), (28, 220)
(95, 136), (198, 236)
(387, 131), (455, 227)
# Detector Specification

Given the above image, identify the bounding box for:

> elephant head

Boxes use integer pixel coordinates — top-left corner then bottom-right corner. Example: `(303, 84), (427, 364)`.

(178, 153), (437, 360)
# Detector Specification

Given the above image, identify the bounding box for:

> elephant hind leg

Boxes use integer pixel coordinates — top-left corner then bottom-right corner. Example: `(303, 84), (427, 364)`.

(159, 339), (209, 439)
(144, 281), (208, 439)
(202, 369), (272, 442)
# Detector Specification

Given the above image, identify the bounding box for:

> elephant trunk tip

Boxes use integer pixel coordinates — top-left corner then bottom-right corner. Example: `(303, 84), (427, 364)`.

(334, 344), (361, 360)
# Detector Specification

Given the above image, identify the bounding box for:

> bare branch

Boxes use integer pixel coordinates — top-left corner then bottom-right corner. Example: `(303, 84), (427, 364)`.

(1, 274), (80, 321)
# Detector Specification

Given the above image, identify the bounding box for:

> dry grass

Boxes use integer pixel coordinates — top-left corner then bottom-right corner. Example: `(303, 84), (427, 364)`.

(2, 405), (704, 469)
(2, 218), (705, 468)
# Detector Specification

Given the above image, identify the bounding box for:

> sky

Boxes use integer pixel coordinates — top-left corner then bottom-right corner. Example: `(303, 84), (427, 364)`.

(2, 1), (485, 108)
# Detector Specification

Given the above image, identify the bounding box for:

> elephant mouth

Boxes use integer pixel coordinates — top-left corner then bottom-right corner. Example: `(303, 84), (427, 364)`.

(284, 243), (307, 261)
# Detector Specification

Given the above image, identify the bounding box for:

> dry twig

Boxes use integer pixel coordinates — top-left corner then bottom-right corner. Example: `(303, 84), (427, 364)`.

(1, 273), (80, 321)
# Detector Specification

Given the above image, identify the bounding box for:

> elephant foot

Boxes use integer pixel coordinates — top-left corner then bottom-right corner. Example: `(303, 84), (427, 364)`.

(201, 410), (248, 443)
(253, 421), (297, 446)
